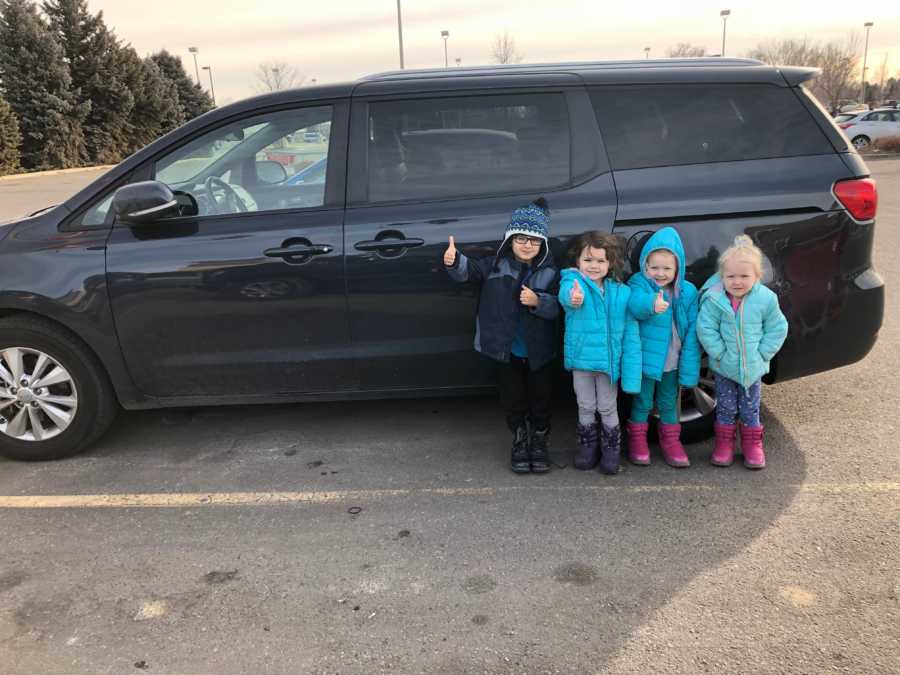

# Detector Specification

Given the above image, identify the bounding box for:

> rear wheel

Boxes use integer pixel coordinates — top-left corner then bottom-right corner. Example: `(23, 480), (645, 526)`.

(678, 361), (716, 442)
(851, 135), (871, 150)
(0, 317), (117, 461)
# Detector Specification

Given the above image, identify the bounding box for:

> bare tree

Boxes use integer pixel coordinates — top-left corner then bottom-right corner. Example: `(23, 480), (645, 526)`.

(491, 31), (522, 65)
(815, 36), (861, 112)
(876, 53), (889, 96)
(666, 43), (706, 58)
(254, 61), (304, 93)
(747, 38), (817, 67)
(748, 34), (860, 113)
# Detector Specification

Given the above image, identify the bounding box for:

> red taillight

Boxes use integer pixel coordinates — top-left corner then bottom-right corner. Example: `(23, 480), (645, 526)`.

(834, 178), (878, 222)
(838, 122), (854, 129)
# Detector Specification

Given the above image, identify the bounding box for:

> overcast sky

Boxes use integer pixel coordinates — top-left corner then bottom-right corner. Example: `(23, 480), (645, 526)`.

(87, 1), (900, 105)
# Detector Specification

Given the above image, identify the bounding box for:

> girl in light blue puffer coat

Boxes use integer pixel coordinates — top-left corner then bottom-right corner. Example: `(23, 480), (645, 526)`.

(559, 232), (642, 475)
(697, 235), (788, 470)
(626, 227), (701, 468)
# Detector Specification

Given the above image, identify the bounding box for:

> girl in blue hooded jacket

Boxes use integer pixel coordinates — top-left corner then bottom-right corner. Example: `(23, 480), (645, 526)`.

(626, 227), (701, 468)
(697, 235), (788, 470)
(558, 232), (642, 474)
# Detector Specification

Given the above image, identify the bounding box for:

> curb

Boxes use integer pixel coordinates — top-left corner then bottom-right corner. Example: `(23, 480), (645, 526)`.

(862, 154), (900, 161)
(0, 165), (114, 182)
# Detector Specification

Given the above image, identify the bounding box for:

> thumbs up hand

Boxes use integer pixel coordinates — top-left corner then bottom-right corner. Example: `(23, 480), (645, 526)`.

(570, 279), (584, 308)
(443, 235), (457, 266)
(653, 290), (670, 314)
(520, 285), (539, 307)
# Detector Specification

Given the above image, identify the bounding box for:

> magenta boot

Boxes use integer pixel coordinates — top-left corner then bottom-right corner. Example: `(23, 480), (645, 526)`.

(710, 422), (737, 467)
(740, 425), (766, 469)
(626, 421), (650, 465)
(658, 423), (690, 468)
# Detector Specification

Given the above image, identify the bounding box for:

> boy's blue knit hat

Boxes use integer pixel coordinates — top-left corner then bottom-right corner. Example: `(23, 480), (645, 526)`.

(500, 197), (551, 266)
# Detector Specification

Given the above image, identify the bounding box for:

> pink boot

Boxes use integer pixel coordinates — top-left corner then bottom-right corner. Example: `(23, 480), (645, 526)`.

(740, 425), (766, 469)
(710, 423), (737, 467)
(658, 423), (690, 467)
(626, 421), (650, 465)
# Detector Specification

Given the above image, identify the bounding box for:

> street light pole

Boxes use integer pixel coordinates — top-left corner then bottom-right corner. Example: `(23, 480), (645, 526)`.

(441, 30), (449, 68)
(720, 10), (731, 57)
(396, 0), (405, 69)
(202, 65), (216, 106)
(188, 46), (200, 84)
(861, 21), (874, 104)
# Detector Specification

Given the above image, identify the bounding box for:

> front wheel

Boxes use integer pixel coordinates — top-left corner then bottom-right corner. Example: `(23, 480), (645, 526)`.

(0, 317), (118, 461)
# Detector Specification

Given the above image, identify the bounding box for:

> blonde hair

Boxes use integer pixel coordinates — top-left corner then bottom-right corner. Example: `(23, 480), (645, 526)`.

(718, 235), (763, 278)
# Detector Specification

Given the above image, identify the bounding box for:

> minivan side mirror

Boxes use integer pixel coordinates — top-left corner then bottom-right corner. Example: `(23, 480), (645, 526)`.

(256, 160), (288, 185)
(112, 181), (180, 225)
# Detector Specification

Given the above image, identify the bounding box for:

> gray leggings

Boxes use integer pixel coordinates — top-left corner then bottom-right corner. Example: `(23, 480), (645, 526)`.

(572, 370), (619, 427)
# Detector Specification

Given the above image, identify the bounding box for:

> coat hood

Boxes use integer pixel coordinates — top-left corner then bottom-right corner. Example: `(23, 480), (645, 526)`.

(638, 227), (687, 296)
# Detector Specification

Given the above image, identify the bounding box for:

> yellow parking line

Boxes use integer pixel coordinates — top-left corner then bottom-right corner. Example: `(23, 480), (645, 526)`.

(0, 482), (897, 509)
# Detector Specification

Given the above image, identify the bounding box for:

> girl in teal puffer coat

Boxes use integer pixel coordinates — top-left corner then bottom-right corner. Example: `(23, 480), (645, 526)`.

(626, 227), (701, 468)
(559, 232), (642, 475)
(697, 235), (788, 470)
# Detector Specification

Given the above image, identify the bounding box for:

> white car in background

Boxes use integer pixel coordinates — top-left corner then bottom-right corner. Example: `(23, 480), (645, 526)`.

(836, 108), (900, 149)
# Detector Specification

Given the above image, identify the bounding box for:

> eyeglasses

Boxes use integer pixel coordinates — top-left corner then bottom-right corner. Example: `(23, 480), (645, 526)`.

(512, 235), (543, 246)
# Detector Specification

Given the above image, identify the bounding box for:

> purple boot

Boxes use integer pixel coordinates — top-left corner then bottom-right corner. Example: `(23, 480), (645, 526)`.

(574, 422), (599, 470)
(599, 424), (622, 475)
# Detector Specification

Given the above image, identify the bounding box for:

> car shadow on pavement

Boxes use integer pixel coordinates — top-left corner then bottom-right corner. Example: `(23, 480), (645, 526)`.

(1, 395), (805, 672)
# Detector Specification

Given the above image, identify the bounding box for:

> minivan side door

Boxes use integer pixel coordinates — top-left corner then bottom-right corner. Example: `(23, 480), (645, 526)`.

(105, 102), (354, 400)
(344, 81), (617, 391)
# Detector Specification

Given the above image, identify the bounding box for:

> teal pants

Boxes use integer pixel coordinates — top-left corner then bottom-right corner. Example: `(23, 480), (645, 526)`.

(630, 371), (680, 424)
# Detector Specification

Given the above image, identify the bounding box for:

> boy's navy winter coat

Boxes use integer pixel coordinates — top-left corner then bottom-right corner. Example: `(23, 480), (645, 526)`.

(627, 227), (701, 387)
(446, 245), (559, 370)
(697, 274), (788, 388)
(558, 269), (642, 393)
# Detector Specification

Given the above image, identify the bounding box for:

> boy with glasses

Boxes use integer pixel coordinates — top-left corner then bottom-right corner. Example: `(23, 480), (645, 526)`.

(443, 199), (560, 473)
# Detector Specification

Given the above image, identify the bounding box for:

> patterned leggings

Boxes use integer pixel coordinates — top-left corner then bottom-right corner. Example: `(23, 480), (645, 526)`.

(714, 373), (761, 427)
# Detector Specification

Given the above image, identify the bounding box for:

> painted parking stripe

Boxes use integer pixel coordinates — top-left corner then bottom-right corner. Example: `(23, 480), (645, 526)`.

(0, 482), (897, 509)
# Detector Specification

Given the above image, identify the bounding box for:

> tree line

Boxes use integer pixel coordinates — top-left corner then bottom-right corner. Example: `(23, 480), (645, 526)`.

(0, 0), (213, 176)
(668, 37), (898, 113)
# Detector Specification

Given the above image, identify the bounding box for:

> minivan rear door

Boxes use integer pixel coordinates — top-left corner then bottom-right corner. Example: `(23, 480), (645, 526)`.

(344, 78), (617, 392)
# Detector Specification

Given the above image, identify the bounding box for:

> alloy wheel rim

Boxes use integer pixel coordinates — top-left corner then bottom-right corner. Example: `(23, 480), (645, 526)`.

(0, 347), (79, 442)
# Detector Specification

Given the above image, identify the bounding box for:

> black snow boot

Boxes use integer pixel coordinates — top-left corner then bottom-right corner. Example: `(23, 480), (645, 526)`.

(599, 424), (622, 475)
(530, 426), (551, 473)
(574, 422), (599, 470)
(510, 425), (530, 474)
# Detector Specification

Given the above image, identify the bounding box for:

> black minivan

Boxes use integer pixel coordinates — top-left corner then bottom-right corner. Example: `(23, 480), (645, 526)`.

(0, 58), (884, 460)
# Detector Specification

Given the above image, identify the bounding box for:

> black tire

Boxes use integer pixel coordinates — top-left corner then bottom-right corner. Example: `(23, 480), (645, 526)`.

(0, 316), (118, 461)
(851, 135), (871, 150)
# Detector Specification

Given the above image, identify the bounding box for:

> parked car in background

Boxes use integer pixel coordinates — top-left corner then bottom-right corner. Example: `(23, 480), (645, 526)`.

(0, 58), (884, 460)
(838, 101), (870, 114)
(836, 108), (900, 149)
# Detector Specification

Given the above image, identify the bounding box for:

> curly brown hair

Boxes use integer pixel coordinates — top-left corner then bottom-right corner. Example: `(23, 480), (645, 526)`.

(568, 231), (627, 282)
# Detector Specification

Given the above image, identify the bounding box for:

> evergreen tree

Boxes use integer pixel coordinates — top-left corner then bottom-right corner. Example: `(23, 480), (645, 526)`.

(42, 0), (134, 163)
(0, 94), (22, 175)
(0, 0), (87, 169)
(119, 47), (184, 155)
(150, 50), (214, 121)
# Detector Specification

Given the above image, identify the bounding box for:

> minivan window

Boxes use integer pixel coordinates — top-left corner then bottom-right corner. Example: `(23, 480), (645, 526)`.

(152, 106), (333, 216)
(590, 85), (833, 170)
(367, 93), (570, 203)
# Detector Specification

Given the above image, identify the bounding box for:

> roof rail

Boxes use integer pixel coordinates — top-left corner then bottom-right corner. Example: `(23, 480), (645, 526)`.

(362, 58), (765, 82)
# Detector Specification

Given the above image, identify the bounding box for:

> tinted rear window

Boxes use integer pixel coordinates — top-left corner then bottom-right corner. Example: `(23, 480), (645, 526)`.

(590, 84), (832, 170)
(367, 93), (570, 203)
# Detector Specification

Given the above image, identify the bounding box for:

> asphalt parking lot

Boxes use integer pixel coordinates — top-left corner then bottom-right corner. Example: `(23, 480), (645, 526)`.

(1, 162), (898, 674)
